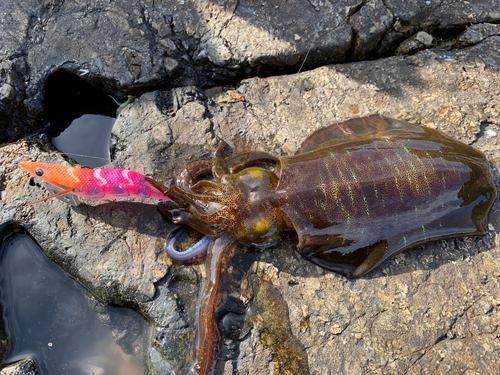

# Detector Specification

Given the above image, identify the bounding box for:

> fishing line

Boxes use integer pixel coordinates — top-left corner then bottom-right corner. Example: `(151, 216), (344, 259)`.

(52, 152), (111, 162)
(297, 0), (345, 74)
(39, 148), (208, 165)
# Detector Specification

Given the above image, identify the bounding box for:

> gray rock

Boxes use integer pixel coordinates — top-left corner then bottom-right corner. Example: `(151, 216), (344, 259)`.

(164, 57), (180, 76)
(2, 0), (500, 140)
(1, 0), (500, 373)
(0, 84), (16, 103)
(2, 34), (500, 373)
(453, 22), (500, 48)
(395, 31), (434, 55)
(350, 0), (394, 60)
(416, 30), (434, 46)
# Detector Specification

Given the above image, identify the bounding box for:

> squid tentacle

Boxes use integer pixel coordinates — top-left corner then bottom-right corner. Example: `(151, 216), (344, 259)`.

(225, 151), (277, 174)
(212, 142), (230, 181)
(178, 150), (277, 190)
(190, 235), (236, 375)
(168, 185), (228, 205)
(190, 180), (229, 194)
(178, 160), (213, 191)
(166, 227), (214, 264)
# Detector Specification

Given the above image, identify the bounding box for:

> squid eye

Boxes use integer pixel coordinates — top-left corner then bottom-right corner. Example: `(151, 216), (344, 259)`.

(35, 168), (44, 177)
(172, 210), (181, 220)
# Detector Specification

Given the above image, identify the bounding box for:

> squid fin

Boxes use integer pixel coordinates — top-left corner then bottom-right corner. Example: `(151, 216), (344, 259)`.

(29, 189), (74, 205)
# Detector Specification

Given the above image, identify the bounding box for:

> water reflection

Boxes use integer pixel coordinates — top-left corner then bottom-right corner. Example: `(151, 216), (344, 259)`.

(44, 70), (119, 168)
(51, 115), (115, 168)
(0, 234), (148, 375)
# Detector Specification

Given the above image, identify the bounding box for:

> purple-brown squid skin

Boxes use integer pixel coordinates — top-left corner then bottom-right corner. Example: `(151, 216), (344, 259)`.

(147, 115), (497, 375)
(155, 114), (497, 277)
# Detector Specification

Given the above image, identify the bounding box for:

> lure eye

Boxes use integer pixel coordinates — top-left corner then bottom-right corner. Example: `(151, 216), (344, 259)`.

(35, 168), (44, 177)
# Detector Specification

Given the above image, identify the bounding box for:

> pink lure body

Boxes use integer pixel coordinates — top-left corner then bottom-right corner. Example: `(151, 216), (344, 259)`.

(20, 161), (170, 204)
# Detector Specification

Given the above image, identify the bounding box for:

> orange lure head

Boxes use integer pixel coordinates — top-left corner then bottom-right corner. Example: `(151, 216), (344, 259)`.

(19, 161), (80, 204)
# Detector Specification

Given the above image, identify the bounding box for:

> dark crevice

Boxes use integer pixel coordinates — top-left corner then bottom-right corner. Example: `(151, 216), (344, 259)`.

(471, 121), (494, 145)
(44, 70), (118, 138)
(433, 332), (449, 345)
(347, 1), (364, 17)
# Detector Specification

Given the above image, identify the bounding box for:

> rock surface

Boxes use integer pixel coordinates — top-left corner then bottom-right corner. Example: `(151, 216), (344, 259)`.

(0, 358), (39, 375)
(2, 0), (500, 141)
(1, 1), (500, 374)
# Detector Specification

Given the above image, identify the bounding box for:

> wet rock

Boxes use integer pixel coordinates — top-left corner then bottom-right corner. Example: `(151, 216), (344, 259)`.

(2, 33), (500, 373)
(239, 273), (309, 375)
(0, 234), (148, 375)
(0, 357), (39, 375)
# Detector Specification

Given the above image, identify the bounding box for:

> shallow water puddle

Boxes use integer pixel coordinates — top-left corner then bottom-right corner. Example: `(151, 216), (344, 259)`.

(0, 234), (149, 375)
(44, 70), (119, 168)
(51, 114), (115, 168)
